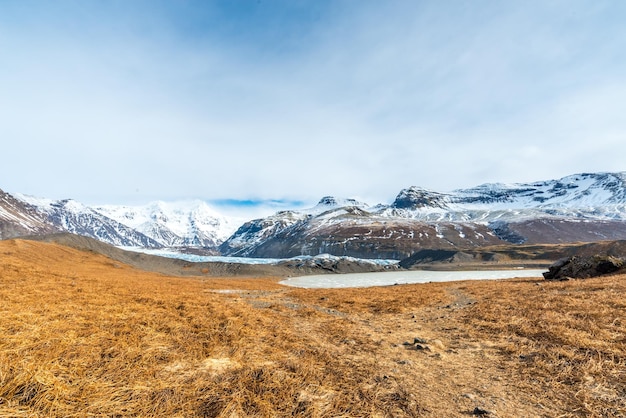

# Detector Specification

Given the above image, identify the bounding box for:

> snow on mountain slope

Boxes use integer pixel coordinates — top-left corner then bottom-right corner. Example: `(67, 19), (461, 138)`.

(229, 172), (626, 235)
(10, 192), (240, 249)
(305, 196), (370, 215)
(16, 194), (161, 247)
(455, 172), (626, 208)
(379, 172), (626, 221)
(94, 200), (241, 248)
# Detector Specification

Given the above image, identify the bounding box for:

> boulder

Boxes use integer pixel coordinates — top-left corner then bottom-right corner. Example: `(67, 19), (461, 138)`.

(543, 255), (624, 280)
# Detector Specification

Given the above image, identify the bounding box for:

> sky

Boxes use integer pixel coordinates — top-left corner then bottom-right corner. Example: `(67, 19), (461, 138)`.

(1, 0), (625, 214)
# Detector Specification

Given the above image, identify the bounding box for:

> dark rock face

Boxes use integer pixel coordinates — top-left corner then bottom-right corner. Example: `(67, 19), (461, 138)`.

(391, 187), (448, 209)
(543, 255), (624, 280)
(398, 249), (461, 268)
(316, 196), (367, 208)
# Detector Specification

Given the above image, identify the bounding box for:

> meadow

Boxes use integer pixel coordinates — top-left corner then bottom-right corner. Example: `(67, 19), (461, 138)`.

(0, 239), (624, 417)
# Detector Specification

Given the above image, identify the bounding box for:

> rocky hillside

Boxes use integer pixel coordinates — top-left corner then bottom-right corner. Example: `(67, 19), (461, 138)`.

(0, 189), (60, 239)
(219, 203), (505, 259)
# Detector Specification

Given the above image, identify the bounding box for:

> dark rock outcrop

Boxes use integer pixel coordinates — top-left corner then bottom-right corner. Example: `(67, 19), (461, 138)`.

(399, 249), (462, 268)
(543, 255), (624, 280)
(391, 187), (448, 209)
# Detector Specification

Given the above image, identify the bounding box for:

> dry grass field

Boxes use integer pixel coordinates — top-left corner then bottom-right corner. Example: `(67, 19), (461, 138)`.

(0, 239), (624, 417)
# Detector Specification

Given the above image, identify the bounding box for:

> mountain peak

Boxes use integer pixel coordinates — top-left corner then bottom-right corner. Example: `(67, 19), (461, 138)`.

(392, 187), (449, 209)
(316, 196), (368, 208)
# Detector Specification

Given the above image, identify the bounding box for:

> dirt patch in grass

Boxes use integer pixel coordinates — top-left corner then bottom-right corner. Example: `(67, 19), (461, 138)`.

(0, 239), (624, 417)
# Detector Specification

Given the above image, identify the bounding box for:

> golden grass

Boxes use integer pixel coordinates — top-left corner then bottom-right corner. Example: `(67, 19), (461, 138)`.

(462, 277), (626, 417)
(0, 239), (625, 417)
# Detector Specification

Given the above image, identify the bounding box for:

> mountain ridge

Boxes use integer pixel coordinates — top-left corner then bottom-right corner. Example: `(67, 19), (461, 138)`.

(2, 171), (626, 259)
(220, 172), (626, 259)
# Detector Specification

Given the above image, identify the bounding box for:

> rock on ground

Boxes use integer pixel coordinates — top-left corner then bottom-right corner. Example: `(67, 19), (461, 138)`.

(543, 255), (624, 280)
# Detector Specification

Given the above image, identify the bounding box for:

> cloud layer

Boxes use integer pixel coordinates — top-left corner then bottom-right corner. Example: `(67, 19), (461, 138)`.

(1, 0), (625, 207)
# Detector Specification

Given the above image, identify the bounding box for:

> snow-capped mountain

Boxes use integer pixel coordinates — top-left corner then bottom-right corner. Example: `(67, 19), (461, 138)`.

(219, 196), (371, 257)
(219, 196), (506, 259)
(310, 196), (370, 213)
(9, 194), (240, 250)
(94, 200), (240, 248)
(15, 195), (161, 247)
(3, 172), (626, 259)
(381, 172), (626, 221)
(220, 172), (626, 259)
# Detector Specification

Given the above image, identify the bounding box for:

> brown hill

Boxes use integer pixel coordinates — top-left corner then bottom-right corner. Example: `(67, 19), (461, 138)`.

(399, 240), (626, 269)
(24, 233), (396, 276)
(23, 233), (295, 277)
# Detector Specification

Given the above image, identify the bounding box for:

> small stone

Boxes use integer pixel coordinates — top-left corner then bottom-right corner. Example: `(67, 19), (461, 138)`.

(413, 337), (428, 344)
(472, 407), (491, 415)
(430, 339), (445, 350)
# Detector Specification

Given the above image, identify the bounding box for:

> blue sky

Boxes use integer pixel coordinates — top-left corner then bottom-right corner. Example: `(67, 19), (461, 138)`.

(1, 0), (625, 212)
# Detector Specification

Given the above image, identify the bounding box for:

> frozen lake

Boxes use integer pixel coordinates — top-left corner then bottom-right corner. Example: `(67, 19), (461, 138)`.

(280, 269), (546, 289)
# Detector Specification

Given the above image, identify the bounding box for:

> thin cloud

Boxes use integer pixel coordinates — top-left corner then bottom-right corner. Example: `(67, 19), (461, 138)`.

(0, 1), (624, 208)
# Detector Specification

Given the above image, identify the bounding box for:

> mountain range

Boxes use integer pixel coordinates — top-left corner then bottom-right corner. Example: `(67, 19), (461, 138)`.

(3, 194), (239, 251)
(2, 172), (626, 260)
